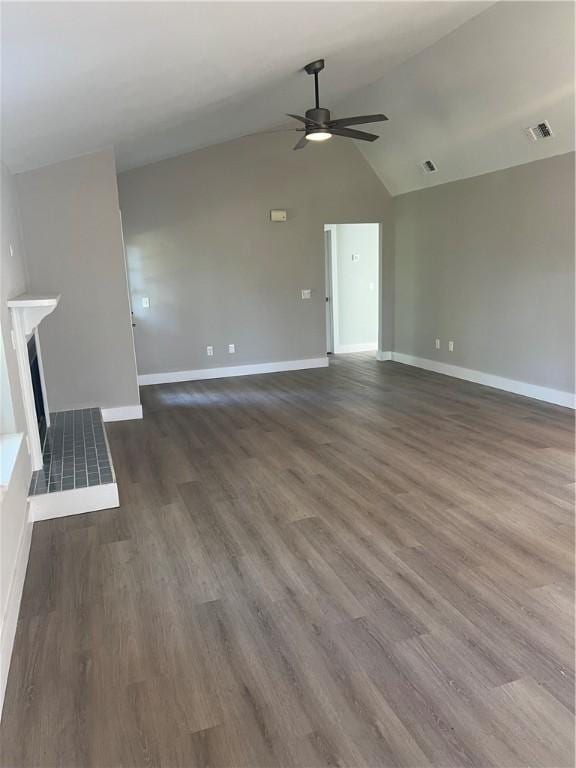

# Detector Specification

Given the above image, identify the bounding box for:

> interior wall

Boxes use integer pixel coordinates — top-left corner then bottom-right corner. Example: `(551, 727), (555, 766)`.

(16, 149), (140, 412)
(1, 165), (29, 434)
(117, 132), (394, 376)
(394, 152), (575, 393)
(0, 164), (32, 709)
(330, 223), (379, 351)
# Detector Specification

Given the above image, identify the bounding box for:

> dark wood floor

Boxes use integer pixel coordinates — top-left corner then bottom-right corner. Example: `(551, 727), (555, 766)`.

(1, 355), (574, 767)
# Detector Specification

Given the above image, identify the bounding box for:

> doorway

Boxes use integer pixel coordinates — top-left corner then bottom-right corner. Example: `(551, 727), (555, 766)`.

(324, 223), (379, 355)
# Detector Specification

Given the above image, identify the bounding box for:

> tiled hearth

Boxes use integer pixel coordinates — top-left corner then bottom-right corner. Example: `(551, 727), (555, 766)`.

(29, 408), (115, 495)
(27, 407), (119, 521)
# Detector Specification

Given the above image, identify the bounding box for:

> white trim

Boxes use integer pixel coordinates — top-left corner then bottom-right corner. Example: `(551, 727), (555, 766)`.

(138, 357), (329, 386)
(377, 223), (384, 355)
(0, 506), (32, 714)
(324, 224), (340, 352)
(388, 353), (575, 409)
(34, 328), (50, 427)
(324, 229), (335, 354)
(334, 342), (378, 354)
(117, 207), (141, 405)
(10, 309), (43, 469)
(101, 404), (143, 422)
(376, 350), (392, 361)
(8, 293), (60, 470)
(29, 482), (119, 522)
(7, 294), (60, 335)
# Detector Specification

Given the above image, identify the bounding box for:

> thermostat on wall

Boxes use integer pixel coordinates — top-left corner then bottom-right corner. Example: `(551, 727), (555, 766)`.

(270, 209), (287, 222)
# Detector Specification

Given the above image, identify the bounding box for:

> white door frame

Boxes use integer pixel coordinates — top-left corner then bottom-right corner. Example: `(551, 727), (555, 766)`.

(324, 224), (340, 352)
(324, 222), (381, 356)
(324, 229), (334, 353)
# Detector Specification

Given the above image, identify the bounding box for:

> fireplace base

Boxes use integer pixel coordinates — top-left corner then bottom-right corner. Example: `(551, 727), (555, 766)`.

(27, 407), (119, 521)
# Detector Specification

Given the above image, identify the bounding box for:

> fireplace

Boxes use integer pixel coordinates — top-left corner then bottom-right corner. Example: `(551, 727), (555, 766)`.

(27, 335), (46, 447)
(7, 292), (59, 470)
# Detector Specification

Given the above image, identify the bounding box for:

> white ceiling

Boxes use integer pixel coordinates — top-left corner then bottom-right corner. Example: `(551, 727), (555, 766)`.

(336, 1), (575, 194)
(2, 1), (493, 174)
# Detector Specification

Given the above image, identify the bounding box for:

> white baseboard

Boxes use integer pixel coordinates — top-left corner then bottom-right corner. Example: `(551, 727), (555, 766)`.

(101, 404), (143, 422)
(388, 352), (575, 409)
(0, 510), (32, 715)
(376, 350), (392, 361)
(138, 357), (329, 386)
(29, 482), (120, 522)
(334, 343), (378, 354)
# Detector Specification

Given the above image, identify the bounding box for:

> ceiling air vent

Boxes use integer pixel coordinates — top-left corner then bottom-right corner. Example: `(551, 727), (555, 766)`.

(525, 120), (554, 142)
(421, 159), (438, 174)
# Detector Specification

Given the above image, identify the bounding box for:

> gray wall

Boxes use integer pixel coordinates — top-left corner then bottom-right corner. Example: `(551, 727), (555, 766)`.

(1, 164), (32, 705)
(394, 152), (575, 393)
(331, 223), (379, 349)
(1, 164), (29, 433)
(117, 132), (394, 375)
(16, 149), (140, 411)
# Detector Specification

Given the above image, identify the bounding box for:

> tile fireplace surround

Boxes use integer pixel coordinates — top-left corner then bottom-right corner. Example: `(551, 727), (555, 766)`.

(29, 408), (115, 496)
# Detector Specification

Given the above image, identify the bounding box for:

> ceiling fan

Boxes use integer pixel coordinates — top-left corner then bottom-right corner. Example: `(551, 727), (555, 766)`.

(287, 59), (388, 150)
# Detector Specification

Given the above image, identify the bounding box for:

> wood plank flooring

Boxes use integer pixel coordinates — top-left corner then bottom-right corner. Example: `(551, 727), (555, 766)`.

(1, 355), (574, 767)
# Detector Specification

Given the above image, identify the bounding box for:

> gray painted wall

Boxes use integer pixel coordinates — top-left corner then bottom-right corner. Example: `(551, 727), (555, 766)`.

(331, 223), (379, 349)
(394, 152), (575, 393)
(1, 164), (29, 433)
(16, 149), (140, 411)
(117, 132), (394, 375)
(1, 164), (32, 705)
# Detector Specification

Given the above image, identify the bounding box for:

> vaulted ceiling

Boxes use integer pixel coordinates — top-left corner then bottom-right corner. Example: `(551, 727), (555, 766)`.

(2, 2), (573, 196)
(2, 1), (492, 173)
(335, 0), (575, 194)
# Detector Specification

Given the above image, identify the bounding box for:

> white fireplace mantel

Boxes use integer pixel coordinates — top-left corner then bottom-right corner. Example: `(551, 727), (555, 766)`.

(8, 292), (60, 470)
(7, 293), (60, 337)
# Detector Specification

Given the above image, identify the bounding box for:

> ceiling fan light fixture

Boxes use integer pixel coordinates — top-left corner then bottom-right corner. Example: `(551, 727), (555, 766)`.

(289, 60), (388, 150)
(305, 130), (332, 142)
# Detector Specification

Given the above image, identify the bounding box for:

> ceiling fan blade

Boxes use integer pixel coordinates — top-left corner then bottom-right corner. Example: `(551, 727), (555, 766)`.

(286, 113), (322, 127)
(330, 127), (379, 142)
(328, 114), (388, 129)
(293, 134), (308, 150)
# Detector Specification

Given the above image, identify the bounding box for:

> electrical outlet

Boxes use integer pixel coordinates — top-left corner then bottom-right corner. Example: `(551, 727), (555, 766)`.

(301, 289), (311, 300)
(448, 340), (454, 352)
(142, 296), (150, 308)
(228, 344), (235, 354)
(9, 244), (14, 259)
(206, 345), (214, 356)
(435, 338), (440, 350)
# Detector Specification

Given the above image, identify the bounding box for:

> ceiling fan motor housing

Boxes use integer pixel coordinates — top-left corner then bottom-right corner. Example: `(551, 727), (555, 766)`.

(305, 108), (331, 125)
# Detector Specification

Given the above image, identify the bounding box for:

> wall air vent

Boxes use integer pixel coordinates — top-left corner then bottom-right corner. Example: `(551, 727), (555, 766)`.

(525, 120), (554, 142)
(420, 159), (438, 174)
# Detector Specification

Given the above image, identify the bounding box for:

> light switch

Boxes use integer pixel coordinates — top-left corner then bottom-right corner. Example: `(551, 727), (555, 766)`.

(301, 289), (311, 300)
(448, 340), (454, 352)
(142, 296), (150, 308)
(435, 338), (440, 349)
(206, 345), (214, 356)
(270, 209), (287, 222)
(228, 344), (235, 354)
(352, 254), (360, 262)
